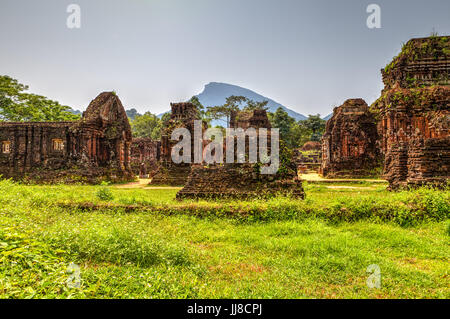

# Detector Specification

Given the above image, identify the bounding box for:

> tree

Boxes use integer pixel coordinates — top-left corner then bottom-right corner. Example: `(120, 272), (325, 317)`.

(126, 108), (140, 120)
(302, 114), (326, 141)
(270, 107), (295, 139)
(189, 96), (212, 126)
(161, 112), (171, 126)
(188, 96), (204, 116)
(206, 95), (268, 127)
(289, 121), (312, 149)
(268, 109), (326, 149)
(244, 100), (269, 111)
(269, 107), (301, 148)
(206, 105), (235, 127)
(130, 112), (162, 139)
(206, 95), (246, 127)
(0, 75), (80, 122)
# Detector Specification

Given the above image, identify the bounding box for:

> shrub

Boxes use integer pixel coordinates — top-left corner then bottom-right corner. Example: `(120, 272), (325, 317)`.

(96, 183), (114, 201)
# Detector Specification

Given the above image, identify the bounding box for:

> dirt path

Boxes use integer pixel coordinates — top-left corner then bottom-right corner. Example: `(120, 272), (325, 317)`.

(115, 179), (182, 190)
(300, 173), (386, 183)
(115, 178), (151, 189)
(326, 185), (377, 190)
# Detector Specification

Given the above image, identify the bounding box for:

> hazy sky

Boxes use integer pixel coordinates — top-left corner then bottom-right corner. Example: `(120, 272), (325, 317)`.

(1, 0), (449, 116)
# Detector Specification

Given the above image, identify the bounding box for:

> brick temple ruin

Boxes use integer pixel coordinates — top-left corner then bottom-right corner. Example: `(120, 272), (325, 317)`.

(320, 99), (381, 178)
(319, 36), (449, 187)
(176, 109), (305, 200)
(130, 138), (160, 178)
(0, 92), (134, 183)
(150, 102), (207, 186)
(1, 35), (447, 191)
(371, 36), (449, 189)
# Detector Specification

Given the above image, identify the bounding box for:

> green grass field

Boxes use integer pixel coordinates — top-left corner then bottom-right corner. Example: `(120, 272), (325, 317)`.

(0, 179), (448, 299)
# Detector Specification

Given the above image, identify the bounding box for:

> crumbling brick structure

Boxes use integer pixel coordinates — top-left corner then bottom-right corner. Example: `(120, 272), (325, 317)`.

(293, 142), (322, 174)
(302, 141), (321, 152)
(0, 92), (134, 183)
(177, 163), (305, 200)
(229, 109), (272, 129)
(130, 138), (160, 178)
(176, 109), (305, 200)
(371, 36), (449, 189)
(150, 102), (206, 186)
(320, 99), (381, 178)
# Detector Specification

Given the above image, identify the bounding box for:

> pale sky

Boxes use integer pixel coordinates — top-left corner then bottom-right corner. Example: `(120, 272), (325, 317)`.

(1, 0), (449, 116)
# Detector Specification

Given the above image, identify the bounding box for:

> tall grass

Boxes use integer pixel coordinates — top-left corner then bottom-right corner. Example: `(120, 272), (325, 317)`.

(0, 178), (448, 298)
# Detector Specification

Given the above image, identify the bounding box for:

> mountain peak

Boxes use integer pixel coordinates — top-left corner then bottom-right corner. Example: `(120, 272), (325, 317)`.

(196, 82), (307, 121)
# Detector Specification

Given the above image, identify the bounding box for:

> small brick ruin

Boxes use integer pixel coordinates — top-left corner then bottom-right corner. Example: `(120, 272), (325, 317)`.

(150, 102), (206, 186)
(176, 109), (305, 200)
(302, 141), (322, 151)
(130, 138), (160, 178)
(293, 142), (322, 174)
(229, 109), (272, 129)
(371, 36), (449, 189)
(176, 163), (305, 200)
(0, 92), (134, 183)
(320, 99), (381, 178)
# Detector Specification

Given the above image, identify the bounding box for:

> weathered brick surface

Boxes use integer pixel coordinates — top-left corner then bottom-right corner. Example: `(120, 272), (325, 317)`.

(176, 164), (304, 200)
(320, 99), (381, 178)
(301, 141), (321, 151)
(130, 138), (160, 178)
(150, 102), (206, 186)
(373, 87), (450, 188)
(230, 109), (272, 129)
(293, 144), (322, 174)
(382, 37), (449, 89)
(0, 92), (134, 183)
(372, 36), (450, 189)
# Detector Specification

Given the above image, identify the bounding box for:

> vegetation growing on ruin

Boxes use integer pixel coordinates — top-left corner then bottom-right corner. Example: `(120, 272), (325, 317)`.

(0, 179), (448, 298)
(384, 36), (450, 74)
(371, 85), (449, 112)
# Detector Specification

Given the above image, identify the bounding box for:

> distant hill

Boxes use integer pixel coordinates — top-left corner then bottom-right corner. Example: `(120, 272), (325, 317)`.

(157, 82), (308, 125)
(125, 108), (141, 120)
(322, 113), (332, 121)
(68, 108), (82, 116)
(196, 82), (307, 123)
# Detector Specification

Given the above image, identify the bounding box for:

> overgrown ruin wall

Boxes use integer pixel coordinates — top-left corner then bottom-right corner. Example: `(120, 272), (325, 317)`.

(150, 102), (205, 186)
(372, 36), (450, 189)
(230, 109), (272, 129)
(0, 92), (134, 183)
(177, 109), (305, 200)
(176, 163), (305, 200)
(130, 138), (160, 178)
(293, 142), (322, 174)
(320, 99), (381, 178)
